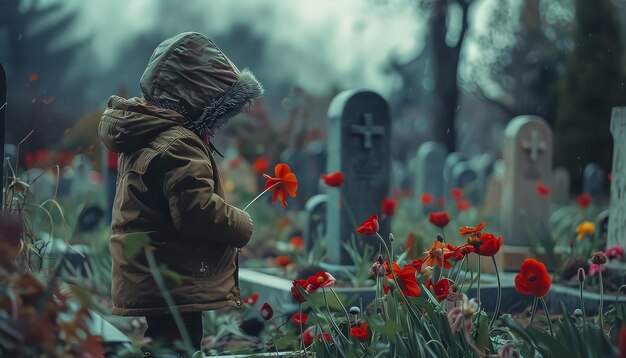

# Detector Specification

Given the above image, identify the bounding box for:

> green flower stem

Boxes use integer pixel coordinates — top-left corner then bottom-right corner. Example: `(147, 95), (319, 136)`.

(340, 191), (359, 231)
(453, 256), (466, 285)
(459, 258), (471, 292)
(329, 287), (353, 335)
(477, 255), (481, 308)
(145, 249), (193, 352)
(530, 297), (538, 326)
(299, 304), (308, 357)
(322, 288), (350, 342)
(579, 277), (586, 324)
(375, 233), (420, 320)
(243, 181), (280, 211)
(598, 265), (604, 330)
(488, 256), (501, 328)
(297, 286), (341, 356)
(264, 320), (280, 355)
(539, 297), (554, 337)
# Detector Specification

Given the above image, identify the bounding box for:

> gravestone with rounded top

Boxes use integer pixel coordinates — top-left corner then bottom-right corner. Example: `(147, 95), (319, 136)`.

(304, 194), (328, 252)
(450, 161), (479, 205)
(501, 116), (553, 246)
(413, 142), (448, 215)
(444, 152), (469, 199)
(326, 90), (392, 265)
(608, 107), (626, 253)
(583, 163), (606, 202)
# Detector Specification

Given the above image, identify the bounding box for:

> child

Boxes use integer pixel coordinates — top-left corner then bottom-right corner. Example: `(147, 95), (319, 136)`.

(98, 32), (263, 349)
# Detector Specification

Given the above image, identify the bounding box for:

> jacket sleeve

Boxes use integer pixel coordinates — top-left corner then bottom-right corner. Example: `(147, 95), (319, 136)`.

(160, 135), (253, 248)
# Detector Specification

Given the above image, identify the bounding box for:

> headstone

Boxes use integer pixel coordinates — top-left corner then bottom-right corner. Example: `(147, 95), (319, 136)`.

(304, 194), (327, 251)
(501, 116), (553, 246)
(470, 153), (495, 205)
(443, 152), (469, 199)
(608, 107), (626, 251)
(483, 159), (504, 215)
(413, 142), (448, 215)
(583, 163), (606, 202)
(552, 166), (571, 205)
(450, 161), (479, 205)
(326, 90), (392, 265)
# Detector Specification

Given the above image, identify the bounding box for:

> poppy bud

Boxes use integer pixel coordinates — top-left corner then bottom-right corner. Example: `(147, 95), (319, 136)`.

(591, 252), (608, 265)
(389, 233), (395, 242)
(349, 306), (361, 315)
(260, 302), (274, 320)
(436, 234), (444, 242)
(577, 268), (586, 282)
(377, 255), (384, 264)
(573, 308), (583, 318)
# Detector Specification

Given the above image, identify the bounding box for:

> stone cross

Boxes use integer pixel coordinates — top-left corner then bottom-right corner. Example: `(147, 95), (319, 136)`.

(413, 142), (448, 216)
(501, 116), (553, 246)
(608, 107), (626, 252)
(327, 90), (392, 265)
(522, 130), (547, 162)
(304, 194), (327, 251)
(350, 113), (385, 149)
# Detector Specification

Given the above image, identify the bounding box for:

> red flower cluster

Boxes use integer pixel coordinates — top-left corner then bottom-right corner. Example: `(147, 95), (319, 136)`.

(243, 293), (259, 305)
(302, 328), (331, 347)
(514, 258), (551, 297)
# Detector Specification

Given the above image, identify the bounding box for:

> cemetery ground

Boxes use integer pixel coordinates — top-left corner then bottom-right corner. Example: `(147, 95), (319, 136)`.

(2, 95), (626, 357)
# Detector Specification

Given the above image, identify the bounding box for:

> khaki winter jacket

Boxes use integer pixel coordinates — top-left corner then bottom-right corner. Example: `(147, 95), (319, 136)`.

(98, 32), (262, 316)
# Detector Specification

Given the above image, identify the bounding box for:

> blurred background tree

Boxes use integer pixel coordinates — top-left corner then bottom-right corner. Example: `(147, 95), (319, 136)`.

(554, 0), (626, 190)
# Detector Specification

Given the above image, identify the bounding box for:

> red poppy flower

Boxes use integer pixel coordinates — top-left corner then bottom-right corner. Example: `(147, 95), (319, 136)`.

(320, 171), (345, 187)
(263, 163), (298, 207)
(292, 312), (308, 325)
(421, 193), (433, 205)
(514, 258), (551, 297)
(451, 188), (463, 200)
(290, 236), (305, 249)
(252, 156), (269, 174)
(291, 280), (308, 303)
(305, 272), (336, 293)
(459, 222), (487, 237)
(535, 182), (551, 197)
(260, 302), (274, 320)
(302, 328), (329, 347)
(422, 241), (454, 268)
(409, 258), (423, 272)
(456, 199), (472, 212)
(577, 193), (592, 209)
(452, 245), (475, 261)
(275, 256), (292, 268)
(356, 214), (379, 236)
(381, 198), (398, 216)
(383, 261), (420, 297)
(350, 321), (369, 341)
(428, 211), (451, 228)
(474, 233), (503, 256)
(426, 278), (450, 301)
(243, 293), (259, 305)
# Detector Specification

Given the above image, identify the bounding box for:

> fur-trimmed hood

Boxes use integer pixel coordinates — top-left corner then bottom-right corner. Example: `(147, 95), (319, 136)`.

(139, 32), (263, 137)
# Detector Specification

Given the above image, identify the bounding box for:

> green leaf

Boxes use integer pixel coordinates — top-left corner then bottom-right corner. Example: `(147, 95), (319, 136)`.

(123, 233), (150, 259)
(475, 310), (490, 351)
(369, 314), (401, 342)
